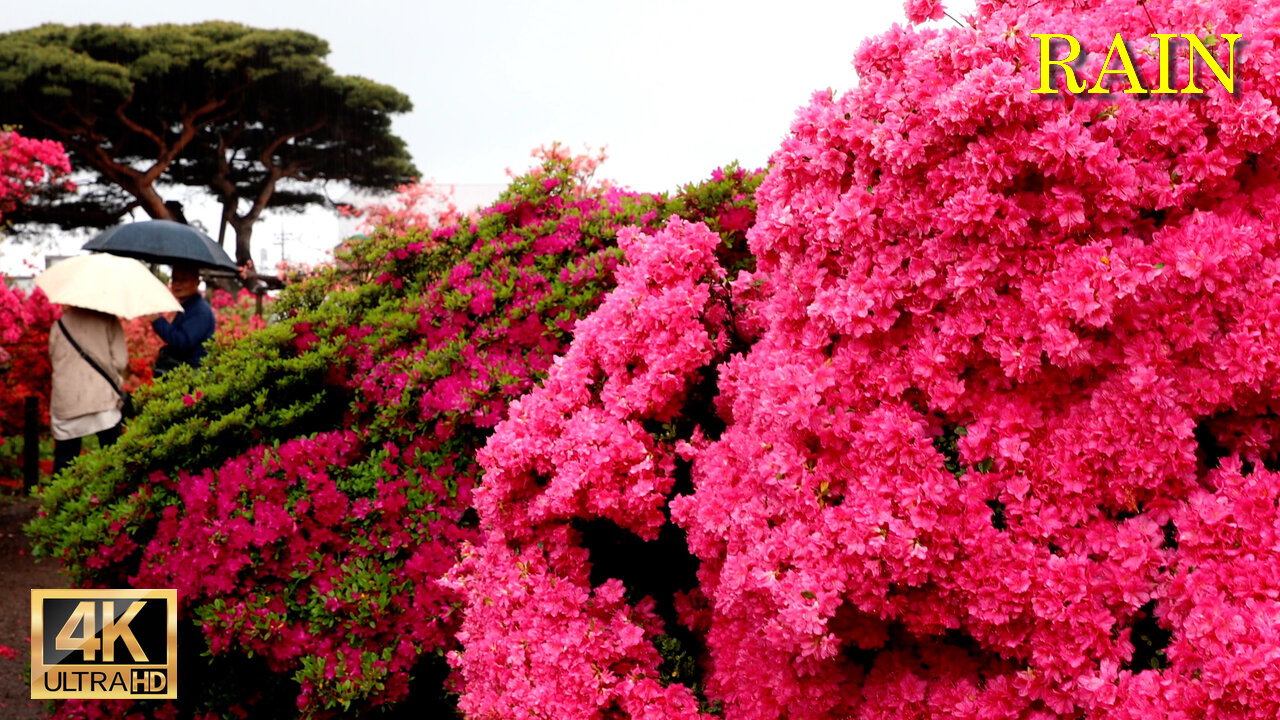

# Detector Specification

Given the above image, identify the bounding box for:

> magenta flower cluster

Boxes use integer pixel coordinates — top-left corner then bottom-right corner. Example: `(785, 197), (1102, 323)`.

(449, 218), (736, 719)
(133, 430), (464, 712)
(0, 282), (57, 439)
(452, 0), (1280, 717)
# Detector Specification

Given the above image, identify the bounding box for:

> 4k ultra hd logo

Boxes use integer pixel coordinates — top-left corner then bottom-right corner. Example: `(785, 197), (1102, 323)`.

(31, 589), (177, 700)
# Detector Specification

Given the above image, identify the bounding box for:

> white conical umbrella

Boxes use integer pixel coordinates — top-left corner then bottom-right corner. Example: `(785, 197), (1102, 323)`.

(35, 254), (183, 319)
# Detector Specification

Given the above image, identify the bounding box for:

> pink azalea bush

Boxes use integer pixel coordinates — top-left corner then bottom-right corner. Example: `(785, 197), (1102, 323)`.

(0, 281), (56, 487)
(0, 129), (72, 220)
(29, 151), (764, 718)
(339, 178), (463, 239)
(0, 282), (57, 437)
(205, 288), (269, 350)
(448, 216), (755, 718)
(450, 0), (1280, 717)
(1, 130), (69, 449)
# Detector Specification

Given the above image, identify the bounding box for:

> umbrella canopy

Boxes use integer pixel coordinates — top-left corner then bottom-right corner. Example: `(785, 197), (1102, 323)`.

(82, 220), (239, 272)
(35, 254), (183, 319)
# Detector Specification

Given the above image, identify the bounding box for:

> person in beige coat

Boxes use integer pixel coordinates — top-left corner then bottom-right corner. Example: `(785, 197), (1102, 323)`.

(49, 306), (128, 475)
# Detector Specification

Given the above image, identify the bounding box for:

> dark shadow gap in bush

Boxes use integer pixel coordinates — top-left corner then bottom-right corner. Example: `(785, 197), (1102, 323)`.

(381, 651), (461, 719)
(1124, 600), (1173, 673)
(574, 517), (708, 701)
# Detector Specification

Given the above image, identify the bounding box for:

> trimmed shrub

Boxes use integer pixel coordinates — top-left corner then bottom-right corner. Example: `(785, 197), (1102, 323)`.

(29, 150), (764, 717)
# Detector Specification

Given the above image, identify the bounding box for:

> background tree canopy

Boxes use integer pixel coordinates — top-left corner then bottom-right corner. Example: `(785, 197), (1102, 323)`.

(0, 21), (417, 264)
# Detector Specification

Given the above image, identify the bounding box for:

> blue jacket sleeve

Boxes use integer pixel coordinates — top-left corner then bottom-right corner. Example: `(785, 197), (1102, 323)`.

(151, 297), (216, 351)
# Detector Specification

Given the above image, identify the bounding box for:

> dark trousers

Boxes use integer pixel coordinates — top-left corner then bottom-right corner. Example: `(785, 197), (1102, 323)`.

(53, 422), (122, 477)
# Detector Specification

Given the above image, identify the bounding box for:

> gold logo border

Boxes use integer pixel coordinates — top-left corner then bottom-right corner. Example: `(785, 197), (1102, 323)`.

(31, 589), (178, 700)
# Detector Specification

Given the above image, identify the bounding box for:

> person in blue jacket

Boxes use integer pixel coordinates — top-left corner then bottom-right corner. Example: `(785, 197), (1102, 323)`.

(151, 263), (216, 376)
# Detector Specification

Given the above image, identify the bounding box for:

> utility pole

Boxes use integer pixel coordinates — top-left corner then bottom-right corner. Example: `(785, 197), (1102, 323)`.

(276, 226), (289, 269)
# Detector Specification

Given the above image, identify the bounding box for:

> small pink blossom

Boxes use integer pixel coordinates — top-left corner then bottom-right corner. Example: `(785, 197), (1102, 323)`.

(904, 0), (946, 23)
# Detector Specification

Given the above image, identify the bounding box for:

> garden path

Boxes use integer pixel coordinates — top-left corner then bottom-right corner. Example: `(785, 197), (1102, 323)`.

(0, 495), (63, 719)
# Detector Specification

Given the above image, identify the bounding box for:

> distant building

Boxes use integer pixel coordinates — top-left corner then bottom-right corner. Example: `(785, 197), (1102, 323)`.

(3, 254), (81, 289)
(3, 275), (34, 291)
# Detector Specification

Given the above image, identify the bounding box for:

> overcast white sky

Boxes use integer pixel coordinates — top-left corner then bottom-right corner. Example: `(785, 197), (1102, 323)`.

(1, 0), (970, 270)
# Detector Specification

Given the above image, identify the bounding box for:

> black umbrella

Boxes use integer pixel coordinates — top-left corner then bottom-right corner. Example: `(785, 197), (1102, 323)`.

(82, 220), (239, 272)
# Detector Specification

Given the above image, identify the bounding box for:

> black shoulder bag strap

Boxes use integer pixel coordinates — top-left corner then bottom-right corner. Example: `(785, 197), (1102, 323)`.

(56, 318), (127, 402)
